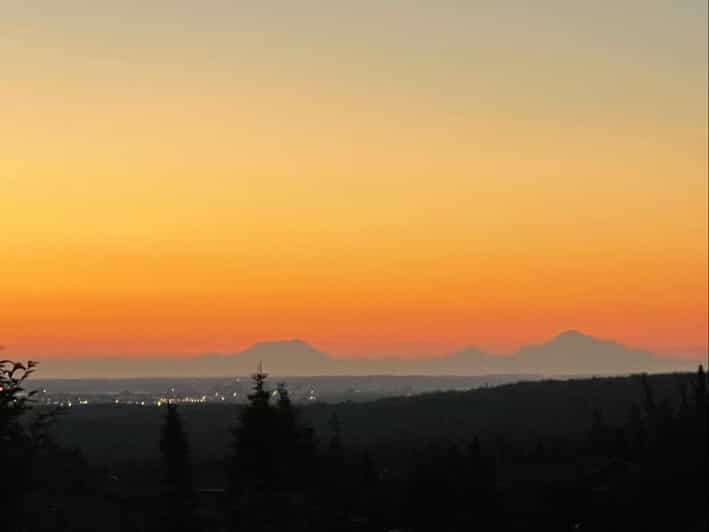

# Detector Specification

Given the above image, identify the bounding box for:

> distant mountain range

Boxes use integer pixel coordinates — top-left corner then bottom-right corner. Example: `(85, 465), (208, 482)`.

(36, 330), (698, 379)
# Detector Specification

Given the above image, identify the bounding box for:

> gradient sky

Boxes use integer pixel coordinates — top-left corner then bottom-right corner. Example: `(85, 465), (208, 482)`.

(1, 1), (707, 359)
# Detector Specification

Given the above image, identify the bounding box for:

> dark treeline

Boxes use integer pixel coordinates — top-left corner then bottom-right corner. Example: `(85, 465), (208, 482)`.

(1, 359), (707, 531)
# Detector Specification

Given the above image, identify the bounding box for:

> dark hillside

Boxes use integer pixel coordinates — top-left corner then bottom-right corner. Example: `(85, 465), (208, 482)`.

(51, 372), (693, 463)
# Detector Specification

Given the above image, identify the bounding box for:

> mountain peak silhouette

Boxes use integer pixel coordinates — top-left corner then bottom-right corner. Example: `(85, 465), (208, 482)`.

(551, 329), (599, 343)
(246, 339), (317, 352)
(555, 329), (586, 339)
(229, 339), (332, 374)
(34, 331), (696, 378)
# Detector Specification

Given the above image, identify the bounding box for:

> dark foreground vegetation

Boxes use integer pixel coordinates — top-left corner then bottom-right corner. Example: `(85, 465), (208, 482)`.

(2, 359), (707, 531)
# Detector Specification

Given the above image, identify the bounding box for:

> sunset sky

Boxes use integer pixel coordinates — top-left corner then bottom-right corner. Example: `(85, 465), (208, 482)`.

(1, 2), (707, 360)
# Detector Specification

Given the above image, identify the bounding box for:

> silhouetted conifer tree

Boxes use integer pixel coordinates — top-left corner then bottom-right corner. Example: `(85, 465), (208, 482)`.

(319, 413), (350, 528)
(229, 367), (319, 531)
(276, 382), (297, 459)
(641, 373), (656, 417)
(159, 402), (195, 532)
(229, 364), (278, 531)
(271, 381), (320, 529)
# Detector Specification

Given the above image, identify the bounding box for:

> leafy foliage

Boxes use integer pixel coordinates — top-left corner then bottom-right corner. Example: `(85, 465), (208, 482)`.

(0, 359), (38, 431)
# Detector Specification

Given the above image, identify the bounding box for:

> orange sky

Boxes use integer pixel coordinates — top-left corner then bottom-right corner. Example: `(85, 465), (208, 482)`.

(1, 2), (707, 360)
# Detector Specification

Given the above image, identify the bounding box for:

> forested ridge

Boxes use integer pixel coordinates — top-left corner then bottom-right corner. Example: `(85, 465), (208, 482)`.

(2, 360), (707, 531)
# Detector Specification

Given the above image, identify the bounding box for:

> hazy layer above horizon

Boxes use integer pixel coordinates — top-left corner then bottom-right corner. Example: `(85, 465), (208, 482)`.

(33, 331), (699, 379)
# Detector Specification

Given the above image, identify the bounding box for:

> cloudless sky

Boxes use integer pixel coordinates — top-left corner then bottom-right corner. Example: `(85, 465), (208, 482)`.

(1, 1), (707, 359)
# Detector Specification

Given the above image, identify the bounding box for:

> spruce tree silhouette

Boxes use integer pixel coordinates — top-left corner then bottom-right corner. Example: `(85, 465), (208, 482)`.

(229, 363), (280, 531)
(640, 373), (662, 451)
(273, 382), (299, 528)
(276, 382), (297, 461)
(159, 402), (196, 532)
(229, 367), (319, 531)
(641, 373), (657, 418)
(274, 382), (320, 530)
(321, 413), (349, 529)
